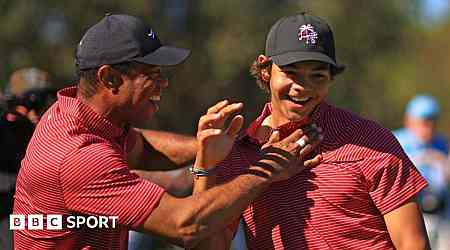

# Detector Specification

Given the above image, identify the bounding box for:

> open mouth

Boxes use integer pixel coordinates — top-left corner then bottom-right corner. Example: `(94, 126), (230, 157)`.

(149, 96), (161, 109)
(288, 96), (311, 105)
(149, 96), (161, 102)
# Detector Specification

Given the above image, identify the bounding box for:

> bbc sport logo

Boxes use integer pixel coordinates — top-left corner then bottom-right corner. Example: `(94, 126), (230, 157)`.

(10, 214), (119, 230)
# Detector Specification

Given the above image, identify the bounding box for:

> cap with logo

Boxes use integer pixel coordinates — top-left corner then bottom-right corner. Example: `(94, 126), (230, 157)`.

(76, 14), (191, 70)
(406, 95), (440, 120)
(265, 13), (342, 69)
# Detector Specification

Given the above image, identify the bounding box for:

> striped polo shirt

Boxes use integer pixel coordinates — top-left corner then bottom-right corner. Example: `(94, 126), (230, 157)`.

(217, 102), (427, 250)
(13, 87), (165, 250)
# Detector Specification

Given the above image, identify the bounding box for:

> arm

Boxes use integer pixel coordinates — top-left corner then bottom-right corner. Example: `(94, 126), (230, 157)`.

(132, 168), (193, 197)
(128, 129), (198, 171)
(384, 197), (430, 250)
(138, 100), (323, 248)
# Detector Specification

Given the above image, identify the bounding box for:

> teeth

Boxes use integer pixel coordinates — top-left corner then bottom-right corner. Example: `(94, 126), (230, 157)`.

(149, 96), (160, 101)
(290, 96), (310, 102)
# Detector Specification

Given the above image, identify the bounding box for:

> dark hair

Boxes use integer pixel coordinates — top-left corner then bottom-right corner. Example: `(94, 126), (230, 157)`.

(76, 62), (135, 98)
(249, 58), (345, 93)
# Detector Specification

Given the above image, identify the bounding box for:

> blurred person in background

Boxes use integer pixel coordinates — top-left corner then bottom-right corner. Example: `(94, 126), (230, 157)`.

(3, 67), (57, 124)
(0, 67), (55, 250)
(394, 94), (450, 250)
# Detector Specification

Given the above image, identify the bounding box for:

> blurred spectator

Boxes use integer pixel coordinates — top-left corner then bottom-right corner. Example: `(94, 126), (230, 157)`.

(394, 94), (450, 250)
(3, 67), (56, 124)
(0, 67), (56, 249)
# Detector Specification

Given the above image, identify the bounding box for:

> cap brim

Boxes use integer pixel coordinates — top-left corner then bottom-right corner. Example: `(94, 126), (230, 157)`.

(271, 51), (337, 67)
(134, 46), (191, 66)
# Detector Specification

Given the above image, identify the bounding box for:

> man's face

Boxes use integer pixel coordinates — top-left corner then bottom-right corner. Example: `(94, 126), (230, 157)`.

(268, 61), (332, 127)
(119, 63), (168, 127)
(406, 116), (436, 143)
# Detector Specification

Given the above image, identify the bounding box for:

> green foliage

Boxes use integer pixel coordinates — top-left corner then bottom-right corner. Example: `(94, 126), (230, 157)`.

(0, 0), (449, 136)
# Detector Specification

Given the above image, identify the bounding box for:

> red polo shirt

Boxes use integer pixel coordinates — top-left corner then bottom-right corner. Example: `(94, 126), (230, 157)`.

(217, 102), (427, 250)
(13, 87), (165, 249)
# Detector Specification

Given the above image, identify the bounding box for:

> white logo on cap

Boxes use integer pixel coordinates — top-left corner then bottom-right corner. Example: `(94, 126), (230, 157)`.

(298, 24), (318, 45)
(148, 29), (155, 39)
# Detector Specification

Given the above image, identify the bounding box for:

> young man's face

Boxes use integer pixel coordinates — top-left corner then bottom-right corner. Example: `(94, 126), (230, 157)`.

(268, 60), (332, 127)
(119, 63), (168, 127)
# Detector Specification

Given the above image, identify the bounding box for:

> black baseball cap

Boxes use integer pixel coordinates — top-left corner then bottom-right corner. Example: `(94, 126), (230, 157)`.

(266, 13), (342, 69)
(76, 14), (190, 70)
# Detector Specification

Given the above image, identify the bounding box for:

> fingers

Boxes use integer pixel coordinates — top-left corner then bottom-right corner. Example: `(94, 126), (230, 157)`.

(207, 100), (229, 114)
(226, 115), (244, 138)
(303, 154), (322, 168)
(198, 102), (243, 131)
(298, 132), (323, 159)
(217, 102), (243, 124)
(196, 128), (222, 142)
(262, 131), (280, 150)
(198, 113), (222, 131)
(282, 129), (304, 144)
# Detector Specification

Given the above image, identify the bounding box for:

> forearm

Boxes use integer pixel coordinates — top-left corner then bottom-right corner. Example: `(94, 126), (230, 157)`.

(191, 174), (228, 250)
(182, 171), (269, 243)
(133, 129), (198, 170)
(141, 171), (269, 248)
(133, 168), (193, 197)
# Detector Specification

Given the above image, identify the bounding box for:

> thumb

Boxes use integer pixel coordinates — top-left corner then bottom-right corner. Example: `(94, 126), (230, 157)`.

(267, 130), (280, 144)
(262, 130), (280, 150)
(226, 115), (244, 138)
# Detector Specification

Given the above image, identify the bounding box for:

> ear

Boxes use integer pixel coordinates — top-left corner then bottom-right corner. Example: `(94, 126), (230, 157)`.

(257, 55), (271, 83)
(97, 65), (123, 93)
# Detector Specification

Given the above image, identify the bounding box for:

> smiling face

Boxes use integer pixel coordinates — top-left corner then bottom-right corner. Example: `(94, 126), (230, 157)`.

(117, 62), (168, 127)
(267, 60), (333, 127)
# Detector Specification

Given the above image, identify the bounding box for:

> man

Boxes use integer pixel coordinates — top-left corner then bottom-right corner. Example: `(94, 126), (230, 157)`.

(193, 13), (430, 250)
(0, 67), (53, 250)
(3, 67), (57, 124)
(394, 95), (449, 249)
(13, 14), (321, 249)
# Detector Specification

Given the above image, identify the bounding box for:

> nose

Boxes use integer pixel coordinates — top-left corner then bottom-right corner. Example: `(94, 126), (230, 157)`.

(291, 76), (317, 90)
(291, 77), (309, 90)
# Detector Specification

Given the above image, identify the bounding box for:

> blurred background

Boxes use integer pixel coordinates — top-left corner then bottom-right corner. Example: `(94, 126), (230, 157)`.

(0, 0), (449, 135)
(2, 1), (450, 249)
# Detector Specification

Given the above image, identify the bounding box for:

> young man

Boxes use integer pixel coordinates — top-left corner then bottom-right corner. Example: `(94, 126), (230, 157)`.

(193, 13), (430, 250)
(13, 14), (321, 249)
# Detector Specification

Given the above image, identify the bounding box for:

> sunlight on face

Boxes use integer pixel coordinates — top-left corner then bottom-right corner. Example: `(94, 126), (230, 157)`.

(268, 61), (332, 127)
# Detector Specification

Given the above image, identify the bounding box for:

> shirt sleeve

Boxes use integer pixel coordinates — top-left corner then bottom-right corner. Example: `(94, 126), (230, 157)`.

(364, 137), (428, 215)
(60, 141), (165, 229)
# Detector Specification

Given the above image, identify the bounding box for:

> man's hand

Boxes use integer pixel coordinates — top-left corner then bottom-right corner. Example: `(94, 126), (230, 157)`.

(195, 100), (244, 169)
(253, 125), (323, 182)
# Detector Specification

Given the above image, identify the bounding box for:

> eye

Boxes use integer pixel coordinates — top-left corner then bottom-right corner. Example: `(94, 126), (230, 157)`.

(311, 72), (329, 81)
(281, 70), (296, 77)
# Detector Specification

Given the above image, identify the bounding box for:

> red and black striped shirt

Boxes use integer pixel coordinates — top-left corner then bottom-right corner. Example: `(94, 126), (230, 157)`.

(217, 102), (427, 250)
(13, 87), (165, 250)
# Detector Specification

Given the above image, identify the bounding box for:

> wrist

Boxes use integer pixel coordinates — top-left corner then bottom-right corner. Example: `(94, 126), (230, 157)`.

(189, 165), (218, 179)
